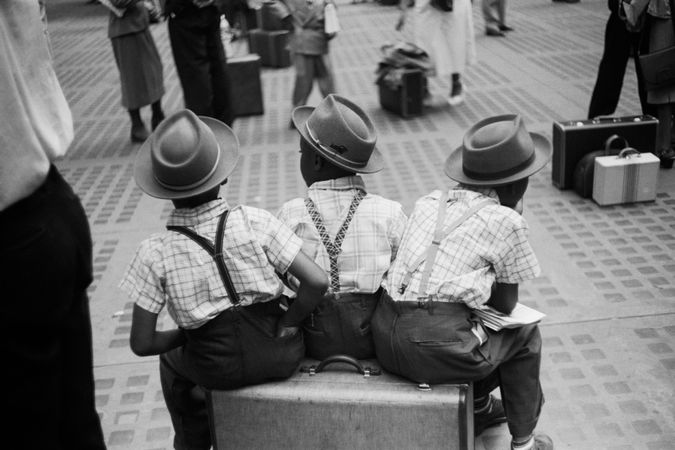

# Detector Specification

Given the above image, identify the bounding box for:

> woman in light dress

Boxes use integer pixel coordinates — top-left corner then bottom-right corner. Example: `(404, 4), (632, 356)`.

(397, 0), (476, 106)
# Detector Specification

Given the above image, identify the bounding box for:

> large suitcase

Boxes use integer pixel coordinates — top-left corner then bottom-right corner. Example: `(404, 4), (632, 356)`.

(207, 356), (473, 450)
(551, 115), (658, 190)
(227, 54), (264, 117)
(378, 68), (426, 118)
(249, 29), (291, 68)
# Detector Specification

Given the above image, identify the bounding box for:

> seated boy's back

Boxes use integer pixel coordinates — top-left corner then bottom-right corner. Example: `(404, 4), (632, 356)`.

(279, 94), (407, 360)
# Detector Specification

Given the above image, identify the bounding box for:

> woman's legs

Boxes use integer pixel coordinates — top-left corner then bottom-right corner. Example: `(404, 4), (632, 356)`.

(128, 108), (149, 143)
(656, 103), (674, 168)
(447, 73), (464, 106)
(151, 99), (165, 130)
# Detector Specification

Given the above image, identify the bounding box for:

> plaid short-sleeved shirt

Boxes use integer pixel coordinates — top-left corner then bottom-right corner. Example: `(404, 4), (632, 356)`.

(119, 199), (303, 329)
(383, 186), (540, 308)
(277, 176), (408, 294)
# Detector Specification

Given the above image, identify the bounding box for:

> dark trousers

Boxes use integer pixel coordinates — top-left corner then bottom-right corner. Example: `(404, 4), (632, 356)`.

(372, 292), (543, 438)
(303, 291), (379, 360)
(0, 166), (105, 450)
(160, 300), (304, 450)
(588, 10), (655, 119)
(168, 5), (235, 126)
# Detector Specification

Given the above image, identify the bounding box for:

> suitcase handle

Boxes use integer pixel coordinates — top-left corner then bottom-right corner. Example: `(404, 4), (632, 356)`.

(300, 354), (382, 377)
(603, 134), (629, 155)
(618, 148), (640, 159)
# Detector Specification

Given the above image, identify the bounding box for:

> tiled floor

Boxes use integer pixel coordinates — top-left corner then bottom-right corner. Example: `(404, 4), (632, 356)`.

(43, 0), (675, 448)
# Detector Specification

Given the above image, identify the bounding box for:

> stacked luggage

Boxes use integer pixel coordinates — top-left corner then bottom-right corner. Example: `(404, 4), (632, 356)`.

(249, 1), (291, 68)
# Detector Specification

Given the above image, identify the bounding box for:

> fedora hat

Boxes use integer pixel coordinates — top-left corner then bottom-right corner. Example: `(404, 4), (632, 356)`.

(292, 94), (384, 174)
(134, 109), (239, 199)
(444, 114), (551, 187)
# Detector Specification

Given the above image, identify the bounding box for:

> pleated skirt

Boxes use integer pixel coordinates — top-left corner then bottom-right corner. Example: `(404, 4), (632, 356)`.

(111, 29), (164, 110)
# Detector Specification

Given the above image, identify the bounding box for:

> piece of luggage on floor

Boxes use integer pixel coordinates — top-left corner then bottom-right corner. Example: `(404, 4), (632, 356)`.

(207, 355), (474, 450)
(248, 29), (291, 68)
(227, 54), (264, 117)
(551, 115), (658, 190)
(592, 148), (660, 206)
(572, 134), (627, 198)
(378, 68), (426, 118)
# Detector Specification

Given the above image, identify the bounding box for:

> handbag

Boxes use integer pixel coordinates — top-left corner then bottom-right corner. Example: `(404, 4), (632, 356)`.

(430, 0), (453, 12)
(572, 134), (628, 199)
(639, 0), (675, 91)
(324, 2), (341, 35)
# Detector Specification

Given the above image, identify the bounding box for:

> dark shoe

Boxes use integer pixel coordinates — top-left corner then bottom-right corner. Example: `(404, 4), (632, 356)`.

(511, 434), (554, 450)
(486, 28), (506, 37)
(657, 148), (675, 169)
(131, 123), (150, 143)
(474, 396), (507, 436)
(499, 24), (514, 32)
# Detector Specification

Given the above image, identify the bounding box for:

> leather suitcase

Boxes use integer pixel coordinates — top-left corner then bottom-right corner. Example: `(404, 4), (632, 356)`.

(593, 149), (660, 206)
(248, 29), (291, 68)
(379, 69), (425, 118)
(572, 134), (627, 198)
(551, 115), (658, 190)
(207, 356), (473, 450)
(227, 54), (264, 117)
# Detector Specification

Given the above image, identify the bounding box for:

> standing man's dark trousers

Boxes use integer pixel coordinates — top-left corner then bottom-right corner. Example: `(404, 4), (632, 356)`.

(168, 5), (235, 126)
(0, 166), (105, 450)
(588, 10), (654, 118)
(372, 292), (544, 439)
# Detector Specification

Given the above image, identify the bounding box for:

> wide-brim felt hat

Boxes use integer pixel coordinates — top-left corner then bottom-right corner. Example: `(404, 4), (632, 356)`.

(135, 109), (240, 199)
(444, 114), (551, 187)
(292, 94), (384, 174)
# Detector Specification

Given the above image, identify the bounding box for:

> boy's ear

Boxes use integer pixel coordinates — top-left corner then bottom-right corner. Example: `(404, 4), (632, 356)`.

(313, 153), (324, 171)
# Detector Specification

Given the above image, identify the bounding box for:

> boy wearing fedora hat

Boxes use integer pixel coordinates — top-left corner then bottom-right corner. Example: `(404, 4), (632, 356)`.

(119, 109), (328, 449)
(371, 115), (554, 450)
(277, 94), (407, 360)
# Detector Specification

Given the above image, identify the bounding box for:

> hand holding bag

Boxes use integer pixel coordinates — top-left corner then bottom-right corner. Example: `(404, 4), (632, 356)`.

(639, 0), (675, 91)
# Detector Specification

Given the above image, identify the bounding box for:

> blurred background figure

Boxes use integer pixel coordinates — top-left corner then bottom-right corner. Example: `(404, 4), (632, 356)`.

(397, 0), (476, 106)
(0, 2), (106, 449)
(107, 0), (166, 143)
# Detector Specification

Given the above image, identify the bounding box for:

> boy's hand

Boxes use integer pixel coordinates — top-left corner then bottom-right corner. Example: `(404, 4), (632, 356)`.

(276, 325), (300, 339)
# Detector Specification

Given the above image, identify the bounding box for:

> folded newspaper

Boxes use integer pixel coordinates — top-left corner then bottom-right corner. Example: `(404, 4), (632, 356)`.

(474, 303), (545, 331)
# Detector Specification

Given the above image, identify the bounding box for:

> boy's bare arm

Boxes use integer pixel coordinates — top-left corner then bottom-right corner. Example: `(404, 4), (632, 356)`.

(487, 282), (519, 315)
(130, 304), (186, 356)
(276, 251), (329, 337)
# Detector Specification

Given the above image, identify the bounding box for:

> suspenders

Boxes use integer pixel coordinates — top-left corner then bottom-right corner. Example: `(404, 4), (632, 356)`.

(166, 210), (242, 307)
(304, 190), (365, 293)
(398, 192), (493, 303)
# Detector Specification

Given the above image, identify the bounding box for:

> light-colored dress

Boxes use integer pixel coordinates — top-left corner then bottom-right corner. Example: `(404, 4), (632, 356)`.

(411, 0), (476, 77)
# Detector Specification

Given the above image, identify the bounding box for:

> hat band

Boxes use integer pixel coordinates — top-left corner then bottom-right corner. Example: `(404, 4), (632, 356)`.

(306, 123), (367, 168)
(154, 144), (222, 192)
(462, 152), (535, 181)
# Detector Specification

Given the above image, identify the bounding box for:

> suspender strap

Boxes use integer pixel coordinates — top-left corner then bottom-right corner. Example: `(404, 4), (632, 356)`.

(399, 194), (494, 298)
(305, 190), (366, 293)
(166, 210), (242, 306)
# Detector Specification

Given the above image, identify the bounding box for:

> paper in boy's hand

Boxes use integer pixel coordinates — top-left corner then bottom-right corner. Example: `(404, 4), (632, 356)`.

(473, 303), (546, 332)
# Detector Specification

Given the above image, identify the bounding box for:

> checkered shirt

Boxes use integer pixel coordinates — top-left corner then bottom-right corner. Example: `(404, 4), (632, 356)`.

(119, 199), (303, 329)
(277, 176), (408, 294)
(383, 186), (540, 308)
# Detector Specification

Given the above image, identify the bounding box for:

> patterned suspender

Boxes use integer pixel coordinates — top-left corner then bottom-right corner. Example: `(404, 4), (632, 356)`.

(166, 211), (242, 307)
(304, 190), (366, 293)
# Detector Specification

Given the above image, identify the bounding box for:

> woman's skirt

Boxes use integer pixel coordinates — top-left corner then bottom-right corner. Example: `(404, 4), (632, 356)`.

(111, 29), (164, 110)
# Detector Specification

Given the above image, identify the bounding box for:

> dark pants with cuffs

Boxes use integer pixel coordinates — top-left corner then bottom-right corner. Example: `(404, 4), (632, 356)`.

(168, 4), (235, 126)
(372, 291), (544, 438)
(303, 290), (380, 360)
(0, 166), (105, 450)
(160, 298), (304, 450)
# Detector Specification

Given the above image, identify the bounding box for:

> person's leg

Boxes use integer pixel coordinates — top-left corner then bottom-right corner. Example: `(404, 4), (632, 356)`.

(204, 7), (235, 126)
(448, 73), (464, 106)
(588, 11), (631, 118)
(656, 103), (675, 168)
(160, 347), (212, 450)
(292, 53), (316, 107)
(482, 0), (504, 36)
(151, 100), (165, 130)
(129, 108), (149, 142)
(315, 53), (336, 98)
(168, 12), (214, 118)
(0, 166), (105, 450)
